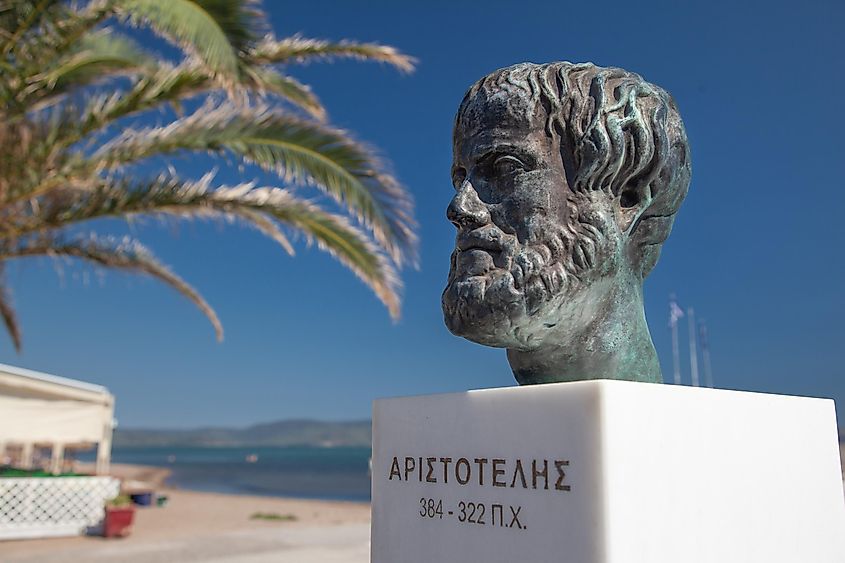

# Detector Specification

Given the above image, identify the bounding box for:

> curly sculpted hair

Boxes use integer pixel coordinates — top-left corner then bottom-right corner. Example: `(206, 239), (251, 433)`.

(456, 62), (691, 277)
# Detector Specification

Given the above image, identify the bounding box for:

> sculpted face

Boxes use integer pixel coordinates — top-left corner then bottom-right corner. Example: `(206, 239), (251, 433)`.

(442, 62), (690, 384)
(442, 87), (618, 351)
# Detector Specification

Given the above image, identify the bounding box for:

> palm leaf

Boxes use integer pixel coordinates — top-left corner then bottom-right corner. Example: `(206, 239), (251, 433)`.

(0, 119), (68, 204)
(0, 0), (64, 54)
(2, 2), (118, 116)
(8, 175), (400, 318)
(249, 35), (416, 73)
(0, 3), (417, 341)
(22, 1), (118, 67)
(114, 0), (250, 81)
(0, 266), (22, 351)
(76, 61), (325, 141)
(26, 30), (155, 103)
(213, 184), (401, 318)
(93, 104), (418, 266)
(187, 0), (262, 53)
(78, 63), (210, 135)
(230, 207), (295, 255)
(3, 234), (223, 340)
(241, 65), (325, 120)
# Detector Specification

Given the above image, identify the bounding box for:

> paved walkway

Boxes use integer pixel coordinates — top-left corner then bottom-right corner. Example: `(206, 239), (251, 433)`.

(3, 523), (370, 563)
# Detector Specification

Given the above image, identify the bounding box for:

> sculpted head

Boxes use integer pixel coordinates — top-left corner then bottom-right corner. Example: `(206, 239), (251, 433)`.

(442, 62), (691, 384)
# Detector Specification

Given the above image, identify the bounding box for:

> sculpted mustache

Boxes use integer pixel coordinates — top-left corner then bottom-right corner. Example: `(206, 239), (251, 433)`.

(447, 228), (597, 293)
(444, 200), (607, 326)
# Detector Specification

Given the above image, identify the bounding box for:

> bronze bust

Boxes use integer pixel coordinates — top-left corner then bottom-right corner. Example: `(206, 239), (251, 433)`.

(442, 62), (691, 384)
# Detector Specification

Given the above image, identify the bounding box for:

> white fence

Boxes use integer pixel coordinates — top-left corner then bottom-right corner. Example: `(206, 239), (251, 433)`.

(0, 476), (120, 540)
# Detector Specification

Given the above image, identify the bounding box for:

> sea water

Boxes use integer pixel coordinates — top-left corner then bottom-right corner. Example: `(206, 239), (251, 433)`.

(99, 446), (372, 501)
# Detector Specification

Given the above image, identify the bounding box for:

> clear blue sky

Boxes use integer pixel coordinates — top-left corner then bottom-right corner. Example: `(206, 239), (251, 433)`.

(2, 0), (843, 428)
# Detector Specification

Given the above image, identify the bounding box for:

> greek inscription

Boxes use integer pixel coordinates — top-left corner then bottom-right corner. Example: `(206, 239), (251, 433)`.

(389, 456), (401, 480)
(509, 459), (527, 488)
(455, 457), (471, 485)
(387, 454), (572, 494)
(554, 460), (570, 491)
(419, 499), (525, 531)
(474, 458), (488, 486)
(532, 459), (548, 490)
(509, 505), (524, 529)
(426, 457), (437, 483)
(492, 458), (506, 487)
(491, 503), (504, 527)
(439, 457), (452, 484)
(404, 456), (415, 481)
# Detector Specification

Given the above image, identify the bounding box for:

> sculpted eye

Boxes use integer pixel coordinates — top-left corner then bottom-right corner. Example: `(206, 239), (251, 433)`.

(492, 154), (526, 177)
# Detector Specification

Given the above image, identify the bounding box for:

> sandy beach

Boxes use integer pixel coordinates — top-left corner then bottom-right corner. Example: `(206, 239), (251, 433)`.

(1, 464), (371, 563)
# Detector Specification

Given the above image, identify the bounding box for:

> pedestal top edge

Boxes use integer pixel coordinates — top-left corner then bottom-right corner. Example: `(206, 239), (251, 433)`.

(372, 379), (837, 407)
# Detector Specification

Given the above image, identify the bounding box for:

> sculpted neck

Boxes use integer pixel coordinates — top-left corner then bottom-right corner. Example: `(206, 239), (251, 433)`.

(506, 280), (661, 385)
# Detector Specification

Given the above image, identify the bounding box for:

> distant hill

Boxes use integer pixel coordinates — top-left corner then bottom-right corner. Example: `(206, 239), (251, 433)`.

(115, 421), (845, 453)
(114, 419), (372, 448)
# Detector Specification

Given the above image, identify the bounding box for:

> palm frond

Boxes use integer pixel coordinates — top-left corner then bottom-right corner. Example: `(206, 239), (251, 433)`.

(0, 119), (67, 204)
(0, 4), (418, 335)
(2, 175), (291, 257)
(248, 35), (416, 73)
(1, 2), (117, 117)
(22, 1), (117, 65)
(25, 30), (155, 104)
(230, 207), (295, 255)
(0, 0), (63, 54)
(189, 0), (263, 53)
(94, 104), (418, 266)
(114, 0), (252, 81)
(0, 266), (22, 351)
(241, 65), (325, 120)
(212, 183), (401, 318)
(3, 234), (223, 340)
(76, 61), (324, 141)
(8, 175), (400, 318)
(79, 63), (209, 134)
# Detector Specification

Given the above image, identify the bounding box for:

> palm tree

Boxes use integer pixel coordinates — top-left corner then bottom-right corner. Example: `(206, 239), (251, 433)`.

(0, 0), (418, 351)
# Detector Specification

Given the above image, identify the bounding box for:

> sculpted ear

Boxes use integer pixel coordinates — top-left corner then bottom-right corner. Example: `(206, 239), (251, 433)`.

(615, 183), (653, 236)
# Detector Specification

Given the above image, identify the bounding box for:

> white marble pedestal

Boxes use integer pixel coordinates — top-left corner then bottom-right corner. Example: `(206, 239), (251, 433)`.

(371, 381), (845, 562)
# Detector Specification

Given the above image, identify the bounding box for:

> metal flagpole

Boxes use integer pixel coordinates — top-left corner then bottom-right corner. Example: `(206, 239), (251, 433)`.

(687, 307), (700, 387)
(669, 294), (684, 385)
(699, 320), (714, 388)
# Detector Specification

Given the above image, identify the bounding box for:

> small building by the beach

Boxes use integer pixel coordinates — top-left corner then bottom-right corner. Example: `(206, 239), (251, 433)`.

(0, 363), (119, 540)
(0, 362), (115, 474)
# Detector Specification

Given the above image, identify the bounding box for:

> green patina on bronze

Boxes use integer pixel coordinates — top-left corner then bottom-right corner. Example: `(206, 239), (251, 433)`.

(442, 62), (691, 384)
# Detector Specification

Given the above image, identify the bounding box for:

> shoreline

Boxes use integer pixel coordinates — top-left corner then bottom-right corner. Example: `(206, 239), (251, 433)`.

(90, 445), (373, 503)
(76, 461), (173, 489)
(3, 463), (371, 563)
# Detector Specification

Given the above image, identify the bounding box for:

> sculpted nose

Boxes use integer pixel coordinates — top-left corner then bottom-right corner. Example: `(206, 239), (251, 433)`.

(447, 180), (490, 229)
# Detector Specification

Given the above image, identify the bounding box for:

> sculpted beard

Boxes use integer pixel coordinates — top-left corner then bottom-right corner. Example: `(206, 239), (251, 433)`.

(443, 202), (605, 346)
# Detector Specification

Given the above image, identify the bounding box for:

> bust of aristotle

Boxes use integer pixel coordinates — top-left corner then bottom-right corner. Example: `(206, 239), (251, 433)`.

(442, 62), (691, 384)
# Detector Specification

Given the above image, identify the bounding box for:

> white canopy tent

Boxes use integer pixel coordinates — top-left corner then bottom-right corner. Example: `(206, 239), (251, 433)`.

(0, 363), (115, 474)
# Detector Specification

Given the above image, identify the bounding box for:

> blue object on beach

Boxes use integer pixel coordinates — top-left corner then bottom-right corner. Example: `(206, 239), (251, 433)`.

(130, 492), (154, 506)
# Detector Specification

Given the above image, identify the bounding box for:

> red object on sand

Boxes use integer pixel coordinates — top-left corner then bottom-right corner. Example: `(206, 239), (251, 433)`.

(103, 506), (135, 538)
